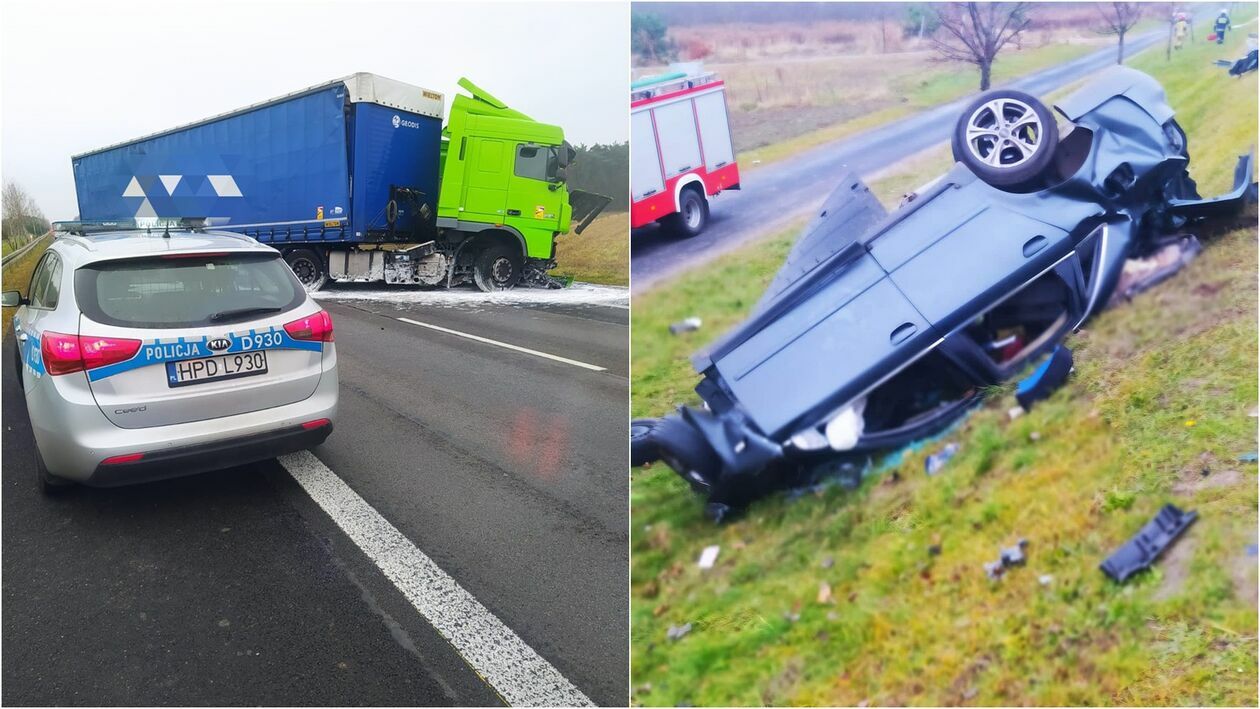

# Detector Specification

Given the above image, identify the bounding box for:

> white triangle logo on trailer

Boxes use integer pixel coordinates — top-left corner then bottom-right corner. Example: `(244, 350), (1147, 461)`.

(122, 176), (145, 197)
(159, 175), (182, 195)
(134, 198), (157, 218)
(207, 174), (243, 197)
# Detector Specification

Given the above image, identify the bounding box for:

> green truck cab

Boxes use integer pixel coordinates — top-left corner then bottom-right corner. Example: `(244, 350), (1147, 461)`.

(434, 79), (608, 290)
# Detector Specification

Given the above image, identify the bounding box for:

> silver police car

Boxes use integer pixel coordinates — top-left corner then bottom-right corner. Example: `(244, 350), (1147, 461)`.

(4, 226), (338, 493)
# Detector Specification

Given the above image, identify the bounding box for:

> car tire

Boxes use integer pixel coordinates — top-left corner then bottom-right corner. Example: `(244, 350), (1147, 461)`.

(473, 243), (523, 292)
(630, 418), (664, 467)
(952, 89), (1059, 190)
(664, 188), (708, 238)
(285, 249), (328, 292)
(35, 448), (72, 496)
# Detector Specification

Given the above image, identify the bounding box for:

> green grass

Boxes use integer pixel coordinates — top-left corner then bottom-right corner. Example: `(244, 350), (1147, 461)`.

(0, 236), (50, 338)
(552, 212), (629, 286)
(630, 24), (1258, 707)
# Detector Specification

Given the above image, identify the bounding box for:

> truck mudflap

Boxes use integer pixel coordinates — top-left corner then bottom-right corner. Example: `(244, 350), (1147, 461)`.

(569, 190), (612, 235)
(1167, 150), (1257, 218)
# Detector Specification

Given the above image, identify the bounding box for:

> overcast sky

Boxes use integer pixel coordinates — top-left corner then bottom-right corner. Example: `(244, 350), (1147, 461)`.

(1, 0), (628, 220)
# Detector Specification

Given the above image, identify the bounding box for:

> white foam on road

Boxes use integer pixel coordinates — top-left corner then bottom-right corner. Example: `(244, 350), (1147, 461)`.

(278, 450), (594, 707)
(313, 282), (629, 309)
(396, 317), (606, 372)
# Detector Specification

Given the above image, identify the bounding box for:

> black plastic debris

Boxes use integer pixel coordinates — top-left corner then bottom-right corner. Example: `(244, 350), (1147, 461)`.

(1099, 504), (1198, 583)
(1015, 345), (1074, 410)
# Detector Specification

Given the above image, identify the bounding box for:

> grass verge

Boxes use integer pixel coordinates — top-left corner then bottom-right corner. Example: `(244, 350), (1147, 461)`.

(553, 212), (629, 286)
(1, 237), (50, 338)
(630, 26), (1258, 707)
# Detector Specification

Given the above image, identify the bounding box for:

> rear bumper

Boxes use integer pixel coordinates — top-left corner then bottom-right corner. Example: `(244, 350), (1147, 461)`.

(85, 421), (332, 487)
(27, 356), (338, 483)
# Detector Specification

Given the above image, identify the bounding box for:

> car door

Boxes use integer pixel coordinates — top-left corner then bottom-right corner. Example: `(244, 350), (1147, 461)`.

(867, 183), (1073, 335)
(16, 251), (62, 388)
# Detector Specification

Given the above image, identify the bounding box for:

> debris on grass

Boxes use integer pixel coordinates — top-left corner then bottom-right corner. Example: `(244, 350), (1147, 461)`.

(1185, 419), (1197, 427)
(669, 316), (702, 335)
(697, 545), (721, 569)
(1029, 431), (1042, 442)
(925, 442), (960, 476)
(1099, 504), (1198, 583)
(817, 581), (833, 604)
(1008, 405), (1025, 421)
(821, 555), (834, 569)
(984, 538), (1029, 580)
(667, 623), (692, 642)
(1238, 451), (1258, 463)
(1039, 574), (1054, 586)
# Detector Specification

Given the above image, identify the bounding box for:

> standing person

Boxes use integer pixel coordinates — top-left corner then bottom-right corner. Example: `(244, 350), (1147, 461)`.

(1214, 8), (1231, 44)
(1174, 11), (1189, 50)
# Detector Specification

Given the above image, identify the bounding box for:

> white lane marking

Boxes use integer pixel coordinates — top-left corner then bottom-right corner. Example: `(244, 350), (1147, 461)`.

(396, 317), (606, 372)
(278, 450), (594, 707)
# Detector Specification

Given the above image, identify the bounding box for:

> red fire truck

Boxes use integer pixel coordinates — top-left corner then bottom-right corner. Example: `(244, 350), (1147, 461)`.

(631, 63), (740, 237)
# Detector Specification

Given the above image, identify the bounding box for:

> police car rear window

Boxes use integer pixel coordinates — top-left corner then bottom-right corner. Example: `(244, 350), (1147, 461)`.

(75, 253), (305, 329)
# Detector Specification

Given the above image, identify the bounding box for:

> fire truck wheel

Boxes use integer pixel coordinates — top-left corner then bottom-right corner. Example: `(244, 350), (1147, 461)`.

(285, 249), (328, 292)
(473, 243), (523, 292)
(666, 188), (709, 237)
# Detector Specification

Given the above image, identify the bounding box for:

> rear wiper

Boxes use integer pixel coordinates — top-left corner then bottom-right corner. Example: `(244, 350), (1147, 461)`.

(208, 306), (282, 322)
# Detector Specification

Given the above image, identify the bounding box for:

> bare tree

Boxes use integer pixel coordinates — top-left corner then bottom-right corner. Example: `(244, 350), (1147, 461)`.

(2, 181), (48, 247)
(1098, 2), (1146, 64)
(931, 3), (1032, 91)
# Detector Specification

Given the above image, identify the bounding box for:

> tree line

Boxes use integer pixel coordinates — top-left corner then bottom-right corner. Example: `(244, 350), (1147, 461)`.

(568, 142), (629, 212)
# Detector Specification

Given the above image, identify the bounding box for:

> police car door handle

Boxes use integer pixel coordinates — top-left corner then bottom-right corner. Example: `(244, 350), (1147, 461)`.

(16, 332), (27, 343)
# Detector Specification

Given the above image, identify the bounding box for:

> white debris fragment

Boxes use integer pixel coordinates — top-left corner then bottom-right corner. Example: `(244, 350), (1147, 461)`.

(1008, 405), (1025, 421)
(698, 544), (721, 569)
(313, 281), (629, 308)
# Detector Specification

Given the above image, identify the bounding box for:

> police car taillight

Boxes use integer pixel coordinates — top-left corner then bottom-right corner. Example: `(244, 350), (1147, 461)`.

(284, 310), (334, 342)
(41, 331), (142, 376)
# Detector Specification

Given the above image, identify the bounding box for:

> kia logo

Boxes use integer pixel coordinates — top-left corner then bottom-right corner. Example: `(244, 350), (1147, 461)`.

(392, 115), (401, 128)
(207, 337), (231, 352)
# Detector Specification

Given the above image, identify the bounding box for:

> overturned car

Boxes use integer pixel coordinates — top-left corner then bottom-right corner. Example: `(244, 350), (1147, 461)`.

(632, 67), (1257, 515)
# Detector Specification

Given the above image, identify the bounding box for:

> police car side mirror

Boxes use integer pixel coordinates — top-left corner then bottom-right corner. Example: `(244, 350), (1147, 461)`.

(1, 291), (26, 307)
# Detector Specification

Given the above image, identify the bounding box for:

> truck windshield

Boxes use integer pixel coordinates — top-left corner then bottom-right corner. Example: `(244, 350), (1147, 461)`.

(515, 144), (561, 183)
(75, 253), (305, 328)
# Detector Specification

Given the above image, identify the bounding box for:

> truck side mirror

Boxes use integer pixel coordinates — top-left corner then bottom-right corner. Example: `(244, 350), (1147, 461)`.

(1, 291), (26, 307)
(558, 141), (574, 168)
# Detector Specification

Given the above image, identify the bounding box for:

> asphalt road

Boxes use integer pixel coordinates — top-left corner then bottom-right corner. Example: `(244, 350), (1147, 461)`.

(1, 286), (629, 706)
(630, 28), (1170, 292)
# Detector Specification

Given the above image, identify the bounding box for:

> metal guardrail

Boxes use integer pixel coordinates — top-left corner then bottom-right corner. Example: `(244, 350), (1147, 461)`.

(1, 231), (51, 269)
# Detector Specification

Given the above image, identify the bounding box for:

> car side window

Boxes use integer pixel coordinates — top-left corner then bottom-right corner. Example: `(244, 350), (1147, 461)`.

(26, 254), (52, 309)
(28, 252), (61, 310)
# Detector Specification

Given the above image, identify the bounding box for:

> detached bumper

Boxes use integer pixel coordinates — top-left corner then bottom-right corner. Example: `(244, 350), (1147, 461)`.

(85, 421), (332, 487)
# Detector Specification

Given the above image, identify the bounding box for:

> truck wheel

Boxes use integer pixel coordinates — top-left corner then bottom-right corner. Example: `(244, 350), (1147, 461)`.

(951, 89), (1058, 190)
(664, 188), (708, 237)
(473, 244), (523, 292)
(286, 249), (328, 292)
